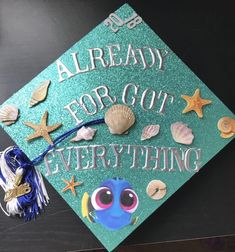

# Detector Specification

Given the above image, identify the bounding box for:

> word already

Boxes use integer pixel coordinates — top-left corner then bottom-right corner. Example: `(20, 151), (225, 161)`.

(104, 12), (142, 33)
(64, 84), (174, 123)
(43, 144), (202, 177)
(56, 44), (169, 82)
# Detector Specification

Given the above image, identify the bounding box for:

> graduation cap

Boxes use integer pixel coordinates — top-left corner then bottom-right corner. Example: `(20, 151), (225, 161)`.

(0, 4), (234, 251)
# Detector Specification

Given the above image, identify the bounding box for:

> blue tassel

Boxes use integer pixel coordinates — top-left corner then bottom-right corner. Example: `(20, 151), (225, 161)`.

(0, 118), (105, 220)
(0, 146), (49, 221)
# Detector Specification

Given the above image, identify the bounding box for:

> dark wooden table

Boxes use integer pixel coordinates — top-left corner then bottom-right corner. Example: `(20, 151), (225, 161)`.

(0, 1), (234, 251)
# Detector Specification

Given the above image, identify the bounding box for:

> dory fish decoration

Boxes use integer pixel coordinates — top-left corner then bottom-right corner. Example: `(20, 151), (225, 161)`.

(105, 104), (135, 135)
(171, 122), (194, 145)
(141, 124), (160, 141)
(29, 80), (51, 107)
(217, 117), (235, 139)
(0, 105), (19, 126)
(70, 126), (97, 142)
(81, 178), (139, 230)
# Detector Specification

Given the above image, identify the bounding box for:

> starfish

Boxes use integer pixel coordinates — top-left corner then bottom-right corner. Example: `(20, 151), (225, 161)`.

(181, 88), (212, 118)
(24, 111), (62, 145)
(62, 175), (83, 196)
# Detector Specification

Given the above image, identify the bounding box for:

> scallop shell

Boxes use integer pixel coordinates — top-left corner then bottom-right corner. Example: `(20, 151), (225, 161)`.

(217, 117), (235, 134)
(141, 124), (160, 141)
(30, 80), (51, 107)
(105, 104), (135, 134)
(70, 126), (97, 142)
(171, 122), (194, 145)
(0, 105), (19, 126)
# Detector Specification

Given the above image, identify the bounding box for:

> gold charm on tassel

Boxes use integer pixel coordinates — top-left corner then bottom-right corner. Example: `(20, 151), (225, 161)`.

(4, 183), (31, 202)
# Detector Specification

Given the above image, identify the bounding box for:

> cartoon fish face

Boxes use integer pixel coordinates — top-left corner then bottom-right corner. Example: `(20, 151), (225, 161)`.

(84, 178), (139, 230)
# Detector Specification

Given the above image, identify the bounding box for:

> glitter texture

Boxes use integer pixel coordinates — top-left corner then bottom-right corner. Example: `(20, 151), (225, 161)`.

(0, 4), (234, 252)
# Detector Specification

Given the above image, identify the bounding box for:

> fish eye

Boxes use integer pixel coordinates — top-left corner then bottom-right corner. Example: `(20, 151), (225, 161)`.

(91, 187), (113, 210)
(120, 189), (139, 213)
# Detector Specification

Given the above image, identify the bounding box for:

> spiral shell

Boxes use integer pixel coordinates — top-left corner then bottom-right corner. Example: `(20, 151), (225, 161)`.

(0, 105), (19, 126)
(70, 126), (97, 142)
(141, 125), (160, 141)
(29, 80), (51, 107)
(171, 122), (194, 145)
(217, 117), (235, 138)
(105, 104), (135, 134)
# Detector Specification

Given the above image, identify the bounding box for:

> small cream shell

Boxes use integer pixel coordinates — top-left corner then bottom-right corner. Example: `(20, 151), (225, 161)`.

(220, 132), (234, 138)
(217, 117), (235, 134)
(146, 180), (167, 200)
(0, 105), (19, 126)
(171, 122), (194, 145)
(141, 125), (160, 141)
(70, 126), (97, 142)
(30, 80), (51, 107)
(105, 104), (135, 135)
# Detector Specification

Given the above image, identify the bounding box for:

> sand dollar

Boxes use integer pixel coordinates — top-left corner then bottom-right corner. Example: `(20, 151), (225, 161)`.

(146, 180), (167, 200)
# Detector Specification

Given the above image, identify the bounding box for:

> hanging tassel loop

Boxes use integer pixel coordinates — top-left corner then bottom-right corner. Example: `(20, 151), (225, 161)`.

(0, 202), (10, 216)
(31, 118), (105, 166)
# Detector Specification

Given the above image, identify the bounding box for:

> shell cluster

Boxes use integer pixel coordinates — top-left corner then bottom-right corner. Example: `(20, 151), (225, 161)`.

(105, 104), (135, 135)
(171, 122), (194, 145)
(30, 80), (51, 107)
(71, 126), (97, 142)
(141, 124), (160, 141)
(217, 117), (235, 138)
(0, 105), (19, 126)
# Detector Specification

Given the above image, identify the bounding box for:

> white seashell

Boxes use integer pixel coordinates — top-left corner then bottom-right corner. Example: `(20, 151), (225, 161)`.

(30, 80), (51, 107)
(105, 104), (135, 135)
(171, 122), (194, 145)
(0, 105), (19, 126)
(70, 126), (97, 142)
(141, 125), (160, 141)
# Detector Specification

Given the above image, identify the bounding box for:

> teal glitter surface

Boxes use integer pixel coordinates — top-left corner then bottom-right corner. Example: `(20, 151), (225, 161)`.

(0, 4), (234, 251)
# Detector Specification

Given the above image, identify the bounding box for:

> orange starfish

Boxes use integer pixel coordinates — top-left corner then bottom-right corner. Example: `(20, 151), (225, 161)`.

(181, 88), (212, 118)
(24, 111), (62, 145)
(62, 175), (83, 196)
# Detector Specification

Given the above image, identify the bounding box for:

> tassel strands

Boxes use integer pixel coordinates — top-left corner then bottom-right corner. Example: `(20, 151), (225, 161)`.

(0, 146), (49, 220)
(0, 117), (106, 221)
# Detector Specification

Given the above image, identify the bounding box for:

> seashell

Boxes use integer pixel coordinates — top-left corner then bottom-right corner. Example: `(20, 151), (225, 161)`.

(146, 180), (167, 200)
(105, 104), (135, 135)
(217, 117), (235, 134)
(141, 124), (160, 141)
(220, 131), (234, 139)
(29, 80), (51, 107)
(171, 122), (194, 145)
(0, 105), (19, 126)
(70, 126), (97, 142)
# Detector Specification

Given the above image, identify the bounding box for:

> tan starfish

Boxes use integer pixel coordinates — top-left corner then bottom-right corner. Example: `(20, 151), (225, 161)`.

(181, 88), (212, 118)
(62, 175), (83, 196)
(24, 111), (62, 145)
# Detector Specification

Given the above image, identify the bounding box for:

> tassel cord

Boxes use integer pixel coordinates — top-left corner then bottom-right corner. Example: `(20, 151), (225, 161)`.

(0, 202), (10, 216)
(0, 118), (105, 219)
(31, 118), (105, 166)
